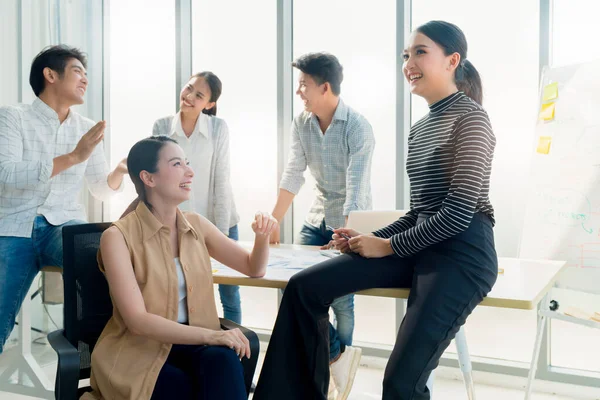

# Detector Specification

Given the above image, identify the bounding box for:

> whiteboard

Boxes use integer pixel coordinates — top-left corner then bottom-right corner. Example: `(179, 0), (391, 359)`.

(519, 59), (600, 294)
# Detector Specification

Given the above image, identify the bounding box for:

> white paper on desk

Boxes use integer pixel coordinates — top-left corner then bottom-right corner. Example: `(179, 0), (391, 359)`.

(266, 248), (329, 269)
(211, 247), (329, 271)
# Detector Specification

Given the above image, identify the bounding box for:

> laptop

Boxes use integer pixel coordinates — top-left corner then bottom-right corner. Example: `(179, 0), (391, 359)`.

(319, 210), (406, 258)
(346, 210), (406, 233)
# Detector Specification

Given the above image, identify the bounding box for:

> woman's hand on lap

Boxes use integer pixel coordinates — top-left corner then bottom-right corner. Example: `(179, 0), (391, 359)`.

(207, 328), (251, 360)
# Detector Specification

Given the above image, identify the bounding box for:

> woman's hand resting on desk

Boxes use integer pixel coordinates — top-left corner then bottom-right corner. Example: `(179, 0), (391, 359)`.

(333, 229), (394, 258)
(252, 212), (278, 237)
(331, 228), (362, 253)
(207, 328), (251, 360)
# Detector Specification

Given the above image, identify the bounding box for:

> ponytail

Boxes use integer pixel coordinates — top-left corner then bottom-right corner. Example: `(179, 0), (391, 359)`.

(192, 71), (222, 116)
(119, 197), (141, 219)
(455, 59), (483, 105)
(416, 20), (483, 104)
(202, 103), (217, 116)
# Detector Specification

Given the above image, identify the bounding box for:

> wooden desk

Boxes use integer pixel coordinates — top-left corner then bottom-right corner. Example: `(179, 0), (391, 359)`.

(213, 243), (566, 399)
(212, 243), (567, 311)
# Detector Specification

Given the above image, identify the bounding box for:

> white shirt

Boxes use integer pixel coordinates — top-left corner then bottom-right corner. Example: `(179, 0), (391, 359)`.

(170, 113), (212, 217)
(174, 257), (188, 323)
(153, 113), (239, 234)
(0, 98), (121, 238)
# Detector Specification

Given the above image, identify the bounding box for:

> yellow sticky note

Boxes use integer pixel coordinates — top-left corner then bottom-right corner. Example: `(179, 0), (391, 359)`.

(536, 136), (552, 154)
(543, 82), (559, 102)
(539, 102), (555, 121)
(212, 269), (218, 274)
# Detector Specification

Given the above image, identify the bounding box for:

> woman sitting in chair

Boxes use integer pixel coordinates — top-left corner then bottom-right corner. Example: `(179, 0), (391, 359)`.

(83, 136), (277, 400)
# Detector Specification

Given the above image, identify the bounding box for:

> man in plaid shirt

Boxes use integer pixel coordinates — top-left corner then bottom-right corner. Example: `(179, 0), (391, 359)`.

(269, 52), (375, 399)
(0, 45), (127, 353)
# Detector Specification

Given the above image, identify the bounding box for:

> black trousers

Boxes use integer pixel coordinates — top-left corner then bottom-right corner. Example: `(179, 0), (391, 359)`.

(151, 344), (247, 400)
(254, 213), (498, 400)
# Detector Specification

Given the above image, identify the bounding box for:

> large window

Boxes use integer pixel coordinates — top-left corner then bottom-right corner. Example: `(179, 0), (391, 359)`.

(552, 0), (600, 68)
(412, 0), (540, 362)
(0, 0), (18, 106)
(548, 0), (600, 373)
(293, 0), (398, 346)
(192, 0), (279, 330)
(107, 0), (176, 221)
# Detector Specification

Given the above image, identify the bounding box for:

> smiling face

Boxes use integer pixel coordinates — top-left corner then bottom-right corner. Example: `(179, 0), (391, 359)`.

(296, 72), (326, 114)
(402, 31), (460, 104)
(143, 142), (195, 205)
(48, 58), (88, 105)
(179, 76), (215, 115)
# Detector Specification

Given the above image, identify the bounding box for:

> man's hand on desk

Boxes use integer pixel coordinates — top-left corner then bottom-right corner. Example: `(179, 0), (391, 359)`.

(269, 223), (280, 244)
(252, 212), (278, 238)
(347, 235), (394, 258)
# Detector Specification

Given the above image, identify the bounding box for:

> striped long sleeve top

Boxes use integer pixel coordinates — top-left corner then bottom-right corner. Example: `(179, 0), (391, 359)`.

(373, 91), (496, 258)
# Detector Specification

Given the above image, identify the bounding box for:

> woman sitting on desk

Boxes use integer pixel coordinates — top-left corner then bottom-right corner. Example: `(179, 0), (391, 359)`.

(254, 20), (498, 400)
(84, 136), (277, 400)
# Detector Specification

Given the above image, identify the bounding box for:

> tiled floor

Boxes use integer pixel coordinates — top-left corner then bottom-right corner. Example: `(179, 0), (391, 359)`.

(1, 338), (599, 400)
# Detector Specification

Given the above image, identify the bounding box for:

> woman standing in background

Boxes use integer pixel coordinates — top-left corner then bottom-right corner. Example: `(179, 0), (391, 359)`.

(153, 71), (243, 324)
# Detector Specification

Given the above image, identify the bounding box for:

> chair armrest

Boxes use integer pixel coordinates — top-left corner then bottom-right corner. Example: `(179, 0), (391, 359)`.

(219, 318), (259, 397)
(220, 319), (259, 354)
(47, 329), (81, 400)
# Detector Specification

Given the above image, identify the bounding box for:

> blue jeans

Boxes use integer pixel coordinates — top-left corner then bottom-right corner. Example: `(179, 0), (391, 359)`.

(218, 225), (242, 324)
(152, 344), (246, 399)
(297, 220), (355, 361)
(0, 215), (85, 354)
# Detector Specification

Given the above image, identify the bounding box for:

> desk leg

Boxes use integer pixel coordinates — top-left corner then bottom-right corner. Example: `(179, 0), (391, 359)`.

(455, 326), (475, 400)
(525, 294), (548, 400)
(0, 283), (53, 399)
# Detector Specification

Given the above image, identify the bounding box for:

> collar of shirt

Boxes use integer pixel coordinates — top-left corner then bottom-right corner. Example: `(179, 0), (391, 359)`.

(32, 97), (75, 125)
(428, 91), (465, 115)
(170, 111), (210, 139)
(304, 97), (349, 126)
(135, 201), (199, 242)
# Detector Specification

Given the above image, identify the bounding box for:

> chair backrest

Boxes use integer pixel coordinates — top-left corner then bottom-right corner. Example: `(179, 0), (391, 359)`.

(347, 210), (407, 233)
(62, 223), (112, 378)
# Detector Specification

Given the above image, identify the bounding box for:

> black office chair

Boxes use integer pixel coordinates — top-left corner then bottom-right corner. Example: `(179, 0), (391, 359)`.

(48, 223), (259, 399)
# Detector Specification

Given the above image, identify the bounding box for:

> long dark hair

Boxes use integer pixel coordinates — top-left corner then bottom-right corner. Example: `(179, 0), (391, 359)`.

(191, 71), (222, 116)
(127, 136), (178, 211)
(416, 21), (483, 104)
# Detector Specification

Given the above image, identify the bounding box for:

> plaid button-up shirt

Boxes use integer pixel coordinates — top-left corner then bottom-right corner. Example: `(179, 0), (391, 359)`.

(0, 98), (119, 237)
(280, 99), (375, 229)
